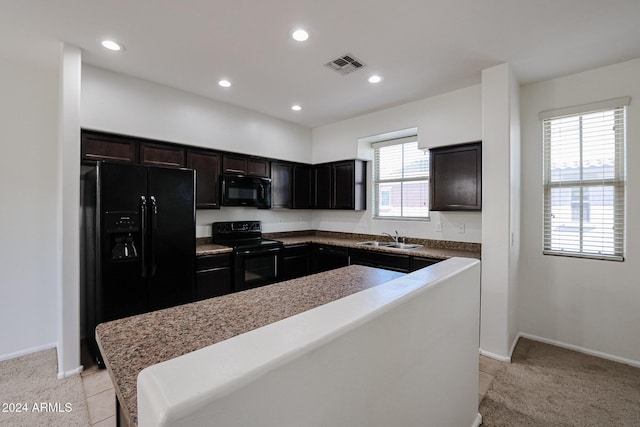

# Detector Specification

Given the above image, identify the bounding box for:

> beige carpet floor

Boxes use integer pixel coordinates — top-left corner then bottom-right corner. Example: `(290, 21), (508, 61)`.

(480, 338), (640, 426)
(0, 348), (91, 426)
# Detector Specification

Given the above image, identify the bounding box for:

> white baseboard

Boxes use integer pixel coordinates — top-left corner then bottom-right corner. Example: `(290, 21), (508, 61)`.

(518, 332), (640, 368)
(57, 365), (83, 379)
(471, 413), (482, 427)
(0, 342), (56, 362)
(479, 348), (511, 362)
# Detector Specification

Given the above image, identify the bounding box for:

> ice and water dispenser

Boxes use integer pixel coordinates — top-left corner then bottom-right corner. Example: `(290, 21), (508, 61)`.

(105, 211), (140, 260)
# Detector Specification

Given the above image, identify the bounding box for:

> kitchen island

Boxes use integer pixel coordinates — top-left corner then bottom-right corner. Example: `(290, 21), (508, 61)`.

(96, 265), (403, 426)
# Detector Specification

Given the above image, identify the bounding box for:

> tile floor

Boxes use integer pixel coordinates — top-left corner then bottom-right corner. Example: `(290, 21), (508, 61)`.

(80, 342), (501, 427)
(478, 354), (505, 403)
(81, 344), (116, 427)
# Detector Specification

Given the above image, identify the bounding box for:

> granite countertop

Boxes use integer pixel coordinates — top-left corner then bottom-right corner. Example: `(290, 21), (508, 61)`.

(96, 265), (403, 426)
(195, 231), (481, 259)
(194, 243), (233, 256)
(274, 235), (480, 260)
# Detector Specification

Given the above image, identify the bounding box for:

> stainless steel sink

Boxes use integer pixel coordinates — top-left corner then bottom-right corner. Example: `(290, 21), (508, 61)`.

(386, 243), (423, 250)
(357, 241), (393, 247)
(357, 241), (423, 250)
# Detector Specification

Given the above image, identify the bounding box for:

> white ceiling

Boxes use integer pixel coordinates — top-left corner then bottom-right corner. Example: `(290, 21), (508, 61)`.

(2, 0), (640, 128)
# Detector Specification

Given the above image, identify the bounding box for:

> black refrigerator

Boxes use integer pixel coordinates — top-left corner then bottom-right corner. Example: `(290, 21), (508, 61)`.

(84, 161), (196, 366)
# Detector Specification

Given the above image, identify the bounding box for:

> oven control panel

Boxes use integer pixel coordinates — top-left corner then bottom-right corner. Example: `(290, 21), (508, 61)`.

(212, 221), (262, 234)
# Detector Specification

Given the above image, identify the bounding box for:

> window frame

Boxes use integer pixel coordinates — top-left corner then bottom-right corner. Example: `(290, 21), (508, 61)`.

(372, 138), (430, 220)
(541, 102), (627, 261)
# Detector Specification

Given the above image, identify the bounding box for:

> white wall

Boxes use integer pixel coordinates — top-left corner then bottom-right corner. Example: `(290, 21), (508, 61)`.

(138, 258), (481, 427)
(57, 44), (82, 377)
(311, 85), (483, 243)
(0, 56), (59, 360)
(479, 64), (521, 360)
(81, 66), (312, 163)
(519, 57), (640, 365)
(81, 66), (315, 237)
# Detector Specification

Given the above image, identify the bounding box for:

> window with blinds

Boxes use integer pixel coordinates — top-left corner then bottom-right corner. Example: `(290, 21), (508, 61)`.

(542, 102), (627, 261)
(373, 139), (429, 219)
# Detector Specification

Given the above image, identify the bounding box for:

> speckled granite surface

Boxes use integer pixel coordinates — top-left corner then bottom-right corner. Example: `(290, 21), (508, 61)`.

(96, 265), (403, 426)
(196, 231), (481, 259)
(195, 243), (233, 256)
(267, 232), (481, 260)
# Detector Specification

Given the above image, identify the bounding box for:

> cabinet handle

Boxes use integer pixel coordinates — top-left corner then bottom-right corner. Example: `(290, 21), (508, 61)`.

(150, 195), (158, 277)
(140, 196), (147, 278)
(226, 168), (244, 173)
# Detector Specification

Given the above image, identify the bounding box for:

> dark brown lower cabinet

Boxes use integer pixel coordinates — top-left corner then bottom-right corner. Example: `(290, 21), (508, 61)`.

(349, 248), (411, 273)
(349, 248), (441, 273)
(409, 257), (440, 271)
(280, 244), (311, 280)
(195, 254), (232, 300)
(312, 244), (349, 273)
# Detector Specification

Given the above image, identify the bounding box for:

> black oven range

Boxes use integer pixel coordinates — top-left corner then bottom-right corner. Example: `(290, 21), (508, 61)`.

(212, 221), (283, 292)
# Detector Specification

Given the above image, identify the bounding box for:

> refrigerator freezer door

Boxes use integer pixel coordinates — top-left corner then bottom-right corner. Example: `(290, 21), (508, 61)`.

(98, 162), (149, 321)
(147, 167), (196, 310)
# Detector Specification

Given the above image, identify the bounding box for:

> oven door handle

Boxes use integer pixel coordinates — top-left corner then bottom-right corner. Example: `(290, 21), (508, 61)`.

(236, 247), (282, 256)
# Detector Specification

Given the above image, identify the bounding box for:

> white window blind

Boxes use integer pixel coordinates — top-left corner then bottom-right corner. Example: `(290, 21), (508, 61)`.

(543, 104), (626, 261)
(373, 139), (429, 219)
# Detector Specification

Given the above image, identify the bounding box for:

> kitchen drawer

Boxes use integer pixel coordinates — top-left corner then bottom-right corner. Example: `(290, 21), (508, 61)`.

(196, 253), (231, 271)
(196, 253), (232, 300)
(410, 257), (440, 271)
(350, 248), (410, 273)
(280, 244), (312, 280)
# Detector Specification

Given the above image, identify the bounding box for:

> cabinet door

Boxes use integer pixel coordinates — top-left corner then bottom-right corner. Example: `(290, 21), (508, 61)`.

(292, 164), (313, 209)
(349, 248), (377, 268)
(312, 244), (349, 272)
(429, 142), (482, 211)
(333, 160), (366, 210)
(410, 257), (440, 271)
(223, 155), (247, 174)
(376, 252), (410, 272)
(280, 244), (311, 280)
(81, 131), (138, 164)
(271, 162), (292, 208)
(196, 268), (232, 300)
(187, 150), (221, 209)
(247, 158), (269, 177)
(332, 161), (354, 209)
(196, 254), (232, 300)
(313, 164), (332, 209)
(140, 142), (185, 168)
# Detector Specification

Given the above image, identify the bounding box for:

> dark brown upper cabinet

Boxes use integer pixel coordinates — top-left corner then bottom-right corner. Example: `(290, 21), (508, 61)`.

(270, 161), (292, 209)
(332, 160), (366, 210)
(313, 160), (366, 210)
(222, 154), (269, 177)
(187, 149), (221, 209)
(81, 131), (138, 164)
(429, 141), (482, 211)
(140, 142), (186, 168)
(292, 164), (313, 209)
(313, 164), (332, 209)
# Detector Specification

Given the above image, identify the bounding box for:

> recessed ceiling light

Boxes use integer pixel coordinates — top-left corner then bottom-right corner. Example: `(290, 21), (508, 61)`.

(101, 40), (124, 51)
(291, 105), (302, 111)
(218, 79), (231, 88)
(368, 75), (382, 84)
(291, 29), (309, 42)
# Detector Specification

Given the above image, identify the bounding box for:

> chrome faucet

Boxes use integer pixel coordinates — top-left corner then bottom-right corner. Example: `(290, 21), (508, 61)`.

(383, 230), (402, 244)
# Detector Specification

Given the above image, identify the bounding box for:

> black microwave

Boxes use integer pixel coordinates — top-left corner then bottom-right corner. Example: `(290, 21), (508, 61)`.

(221, 174), (271, 208)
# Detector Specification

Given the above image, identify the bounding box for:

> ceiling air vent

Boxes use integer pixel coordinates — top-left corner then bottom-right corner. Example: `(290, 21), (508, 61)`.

(324, 53), (366, 75)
